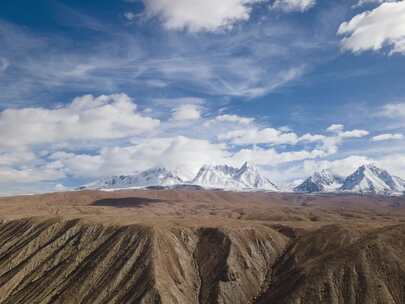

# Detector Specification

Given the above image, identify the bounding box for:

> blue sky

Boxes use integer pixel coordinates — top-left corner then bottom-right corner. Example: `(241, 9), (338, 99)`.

(0, 0), (405, 195)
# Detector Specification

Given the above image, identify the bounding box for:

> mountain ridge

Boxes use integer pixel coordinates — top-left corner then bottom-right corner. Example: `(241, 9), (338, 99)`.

(296, 164), (405, 196)
(294, 169), (344, 193)
(81, 163), (404, 196)
(82, 162), (279, 192)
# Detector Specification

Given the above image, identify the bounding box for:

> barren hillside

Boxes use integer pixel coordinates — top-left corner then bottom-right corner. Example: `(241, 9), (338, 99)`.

(0, 190), (404, 303)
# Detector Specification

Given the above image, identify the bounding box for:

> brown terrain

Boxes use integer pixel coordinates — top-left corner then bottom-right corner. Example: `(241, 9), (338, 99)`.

(0, 189), (405, 303)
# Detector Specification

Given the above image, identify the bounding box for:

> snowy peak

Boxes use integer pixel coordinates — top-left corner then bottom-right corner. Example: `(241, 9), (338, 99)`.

(191, 165), (240, 189)
(136, 167), (184, 187)
(294, 165), (404, 196)
(192, 162), (279, 191)
(340, 164), (404, 195)
(294, 169), (343, 193)
(234, 162), (279, 191)
(312, 170), (344, 185)
(83, 168), (183, 190)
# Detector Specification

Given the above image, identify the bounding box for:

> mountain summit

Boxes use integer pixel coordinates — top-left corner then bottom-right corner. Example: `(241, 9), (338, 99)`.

(340, 164), (404, 195)
(295, 164), (404, 196)
(294, 169), (344, 193)
(82, 168), (184, 190)
(192, 162), (279, 191)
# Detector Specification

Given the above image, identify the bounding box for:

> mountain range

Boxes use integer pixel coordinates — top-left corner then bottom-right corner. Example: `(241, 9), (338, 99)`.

(295, 164), (405, 196)
(191, 162), (279, 191)
(82, 163), (405, 196)
(82, 168), (184, 190)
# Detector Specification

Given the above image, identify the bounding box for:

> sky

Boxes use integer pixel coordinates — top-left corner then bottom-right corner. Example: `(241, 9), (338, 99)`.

(0, 0), (405, 195)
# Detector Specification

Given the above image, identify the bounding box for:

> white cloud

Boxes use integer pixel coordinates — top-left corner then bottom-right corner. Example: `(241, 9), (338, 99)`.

(215, 114), (255, 125)
(327, 124), (345, 133)
(231, 146), (328, 167)
(0, 93), (160, 147)
(371, 133), (404, 141)
(300, 155), (372, 178)
(326, 124), (369, 139)
(0, 148), (36, 166)
(338, 1), (405, 54)
(0, 163), (64, 183)
(219, 124), (369, 147)
(299, 133), (327, 142)
(377, 153), (405, 178)
(51, 136), (229, 180)
(218, 128), (299, 145)
(171, 104), (201, 121)
(142, 0), (264, 32)
(272, 0), (316, 12)
(54, 184), (68, 192)
(339, 129), (369, 139)
(380, 102), (405, 118)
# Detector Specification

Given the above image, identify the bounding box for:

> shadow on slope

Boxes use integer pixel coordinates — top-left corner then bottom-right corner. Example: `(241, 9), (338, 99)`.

(93, 197), (166, 208)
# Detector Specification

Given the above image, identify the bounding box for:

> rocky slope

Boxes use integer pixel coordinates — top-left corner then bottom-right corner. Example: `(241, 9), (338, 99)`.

(1, 217), (405, 304)
(1, 190), (405, 303)
(257, 224), (405, 304)
(0, 218), (287, 304)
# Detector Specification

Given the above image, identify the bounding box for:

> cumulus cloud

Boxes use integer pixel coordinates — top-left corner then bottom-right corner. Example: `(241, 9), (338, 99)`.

(218, 124), (368, 147)
(380, 102), (405, 118)
(214, 114), (255, 125)
(326, 124), (369, 139)
(218, 128), (299, 145)
(0, 93), (160, 147)
(0, 163), (64, 183)
(327, 124), (345, 133)
(272, 0), (316, 12)
(299, 155), (373, 178)
(371, 133), (404, 141)
(203, 114), (255, 127)
(231, 146), (328, 166)
(51, 136), (229, 180)
(142, 0), (264, 32)
(339, 129), (370, 139)
(171, 104), (201, 121)
(338, 1), (405, 54)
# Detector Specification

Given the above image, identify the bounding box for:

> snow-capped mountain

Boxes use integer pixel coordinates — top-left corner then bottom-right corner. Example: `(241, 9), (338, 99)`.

(294, 170), (344, 193)
(234, 162), (279, 191)
(82, 168), (183, 190)
(191, 165), (241, 189)
(340, 164), (405, 195)
(192, 162), (279, 191)
(81, 163), (404, 196)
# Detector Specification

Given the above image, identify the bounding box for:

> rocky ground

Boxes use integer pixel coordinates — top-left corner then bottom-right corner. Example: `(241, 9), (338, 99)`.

(0, 190), (404, 303)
